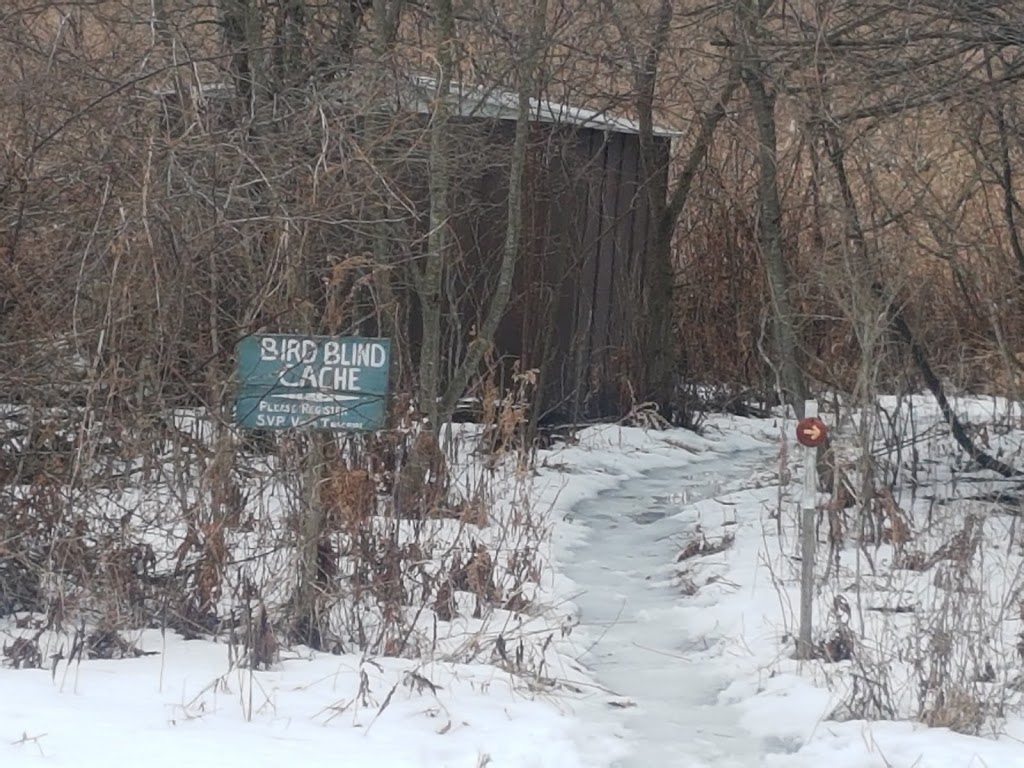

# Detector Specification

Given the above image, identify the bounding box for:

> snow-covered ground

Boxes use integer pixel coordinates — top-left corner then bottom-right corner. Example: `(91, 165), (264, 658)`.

(545, 415), (1024, 767)
(5, 404), (1024, 766)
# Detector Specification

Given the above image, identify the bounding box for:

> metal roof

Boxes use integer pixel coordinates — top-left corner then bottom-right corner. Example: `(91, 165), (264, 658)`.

(406, 74), (680, 137)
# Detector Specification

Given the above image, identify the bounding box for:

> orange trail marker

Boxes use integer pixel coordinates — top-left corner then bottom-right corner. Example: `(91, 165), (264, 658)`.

(796, 417), (828, 448)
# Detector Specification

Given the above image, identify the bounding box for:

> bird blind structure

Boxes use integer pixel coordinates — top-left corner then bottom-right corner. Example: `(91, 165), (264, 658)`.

(153, 75), (677, 426)
(398, 77), (677, 424)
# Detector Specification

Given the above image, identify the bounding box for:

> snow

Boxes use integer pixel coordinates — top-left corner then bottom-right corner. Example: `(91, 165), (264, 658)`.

(3, 635), (590, 767)
(555, 450), (778, 768)
(542, 411), (1024, 767)
(5, 404), (1024, 766)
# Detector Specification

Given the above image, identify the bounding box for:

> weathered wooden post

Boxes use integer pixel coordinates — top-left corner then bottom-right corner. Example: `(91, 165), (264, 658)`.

(795, 401), (827, 659)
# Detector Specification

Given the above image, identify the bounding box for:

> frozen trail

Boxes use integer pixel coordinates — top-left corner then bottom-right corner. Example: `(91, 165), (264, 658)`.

(563, 449), (776, 768)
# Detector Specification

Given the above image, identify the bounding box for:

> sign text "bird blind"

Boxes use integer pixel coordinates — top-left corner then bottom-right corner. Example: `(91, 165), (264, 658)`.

(234, 335), (391, 431)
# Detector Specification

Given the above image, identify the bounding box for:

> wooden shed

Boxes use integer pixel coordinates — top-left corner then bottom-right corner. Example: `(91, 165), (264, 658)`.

(152, 76), (676, 424)
(398, 77), (676, 424)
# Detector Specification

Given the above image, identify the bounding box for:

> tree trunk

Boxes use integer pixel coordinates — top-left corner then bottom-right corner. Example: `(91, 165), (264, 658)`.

(416, 0), (456, 429)
(220, 0), (262, 114)
(626, 0), (744, 417)
(438, 0), (549, 424)
(742, 65), (808, 416)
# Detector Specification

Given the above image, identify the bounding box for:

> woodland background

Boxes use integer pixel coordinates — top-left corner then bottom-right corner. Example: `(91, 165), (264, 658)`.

(3, 1), (1024, 421)
(3, 0), (1024, 670)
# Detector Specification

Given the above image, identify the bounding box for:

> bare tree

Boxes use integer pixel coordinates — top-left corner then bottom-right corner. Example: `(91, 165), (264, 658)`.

(737, 0), (808, 416)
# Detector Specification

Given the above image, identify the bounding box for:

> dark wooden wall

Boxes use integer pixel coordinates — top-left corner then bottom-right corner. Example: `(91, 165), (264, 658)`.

(309, 112), (672, 424)
(440, 118), (671, 423)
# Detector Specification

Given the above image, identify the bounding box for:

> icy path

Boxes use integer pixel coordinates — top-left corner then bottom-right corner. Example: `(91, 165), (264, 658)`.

(563, 449), (776, 768)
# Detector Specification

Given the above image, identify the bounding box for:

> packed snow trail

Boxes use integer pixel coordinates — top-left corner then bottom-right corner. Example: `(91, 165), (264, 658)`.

(563, 449), (777, 768)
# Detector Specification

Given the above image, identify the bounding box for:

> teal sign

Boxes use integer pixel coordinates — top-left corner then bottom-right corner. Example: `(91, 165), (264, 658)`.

(234, 335), (391, 431)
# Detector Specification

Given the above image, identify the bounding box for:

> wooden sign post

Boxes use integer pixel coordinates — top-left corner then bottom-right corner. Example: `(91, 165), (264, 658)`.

(796, 403), (827, 659)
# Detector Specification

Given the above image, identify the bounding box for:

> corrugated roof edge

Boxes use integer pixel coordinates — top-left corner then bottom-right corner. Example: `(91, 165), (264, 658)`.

(407, 74), (681, 138)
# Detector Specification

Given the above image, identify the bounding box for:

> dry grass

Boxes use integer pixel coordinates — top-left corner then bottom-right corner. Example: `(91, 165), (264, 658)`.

(0, 370), (544, 674)
(677, 529), (735, 562)
(807, 399), (1024, 737)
